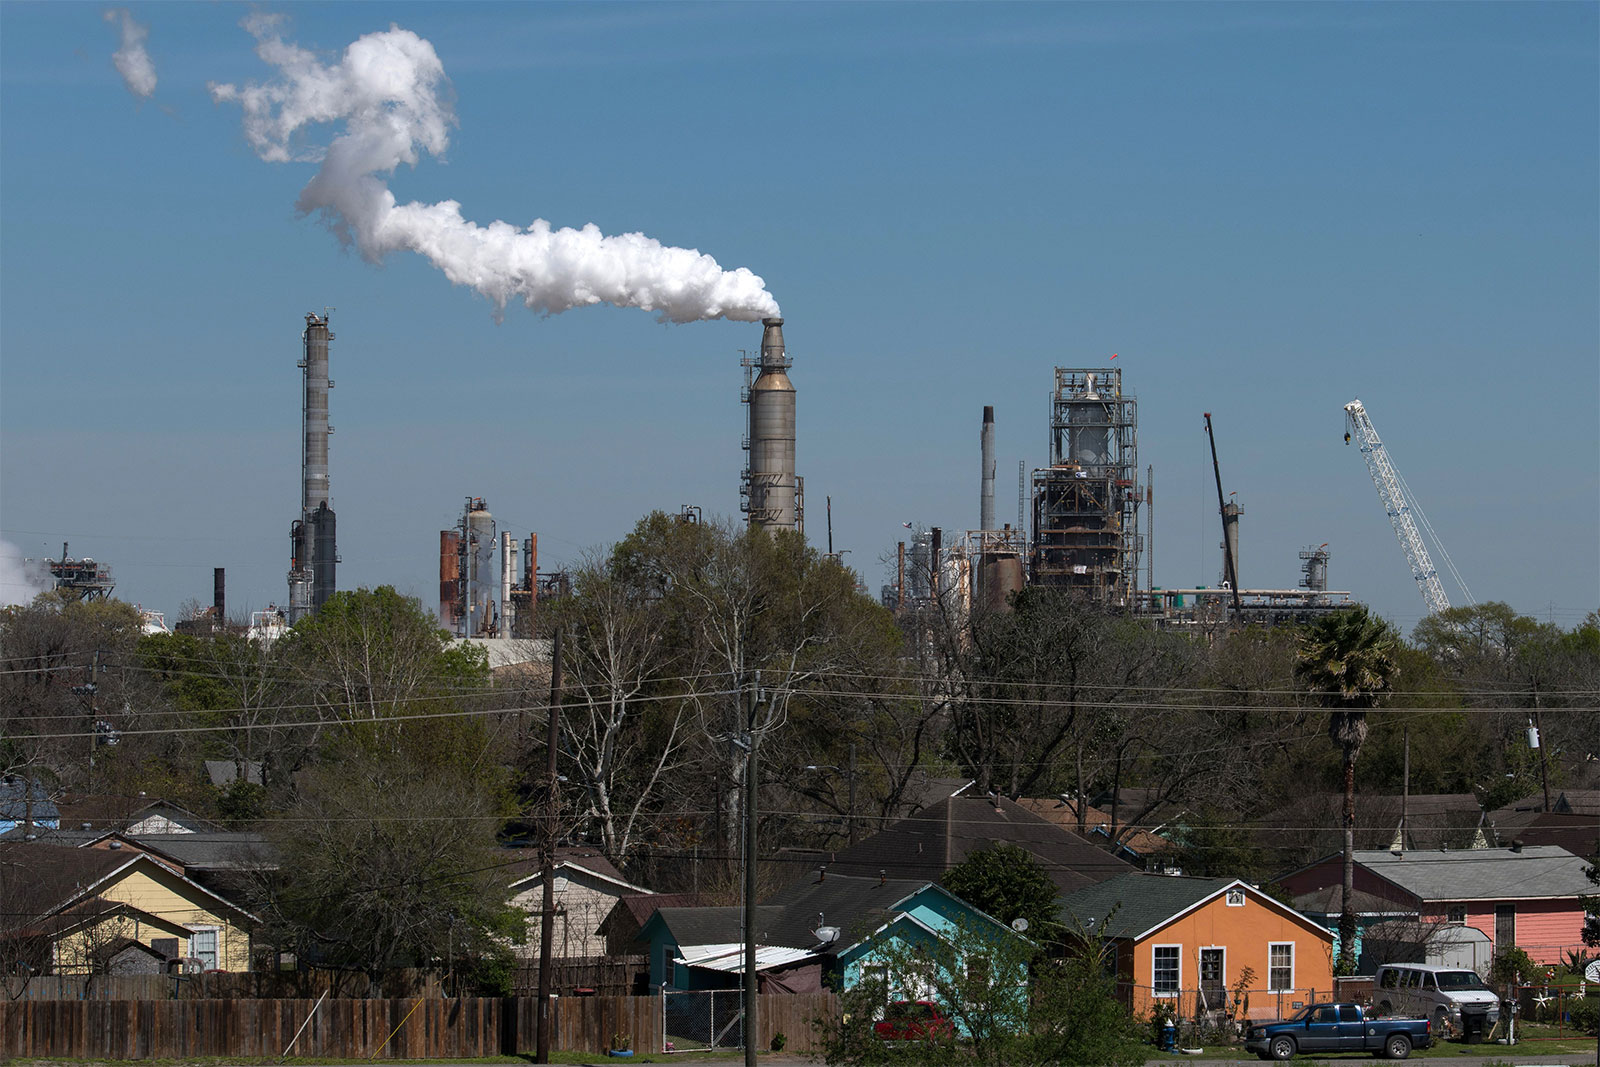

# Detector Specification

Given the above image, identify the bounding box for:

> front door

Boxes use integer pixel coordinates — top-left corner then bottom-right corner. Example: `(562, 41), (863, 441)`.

(1199, 948), (1225, 1011)
(1495, 905), (1516, 954)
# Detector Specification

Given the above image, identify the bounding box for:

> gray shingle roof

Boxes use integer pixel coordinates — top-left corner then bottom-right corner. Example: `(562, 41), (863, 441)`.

(131, 832), (274, 870)
(1057, 872), (1238, 939)
(0, 777), (59, 825)
(652, 906), (787, 948)
(816, 795), (1133, 893)
(760, 872), (929, 948)
(1352, 845), (1592, 900)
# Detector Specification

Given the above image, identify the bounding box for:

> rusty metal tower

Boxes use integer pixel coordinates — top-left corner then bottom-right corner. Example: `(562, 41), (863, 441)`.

(1028, 367), (1141, 605)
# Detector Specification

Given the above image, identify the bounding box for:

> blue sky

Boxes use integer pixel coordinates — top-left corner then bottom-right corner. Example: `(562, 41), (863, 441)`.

(2, 1), (1595, 633)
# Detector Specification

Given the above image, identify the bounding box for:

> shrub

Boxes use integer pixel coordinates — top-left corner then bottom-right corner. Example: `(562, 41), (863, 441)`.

(1490, 946), (1539, 989)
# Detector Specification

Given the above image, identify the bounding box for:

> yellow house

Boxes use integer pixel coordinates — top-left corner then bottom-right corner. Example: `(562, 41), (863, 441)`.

(0, 842), (256, 974)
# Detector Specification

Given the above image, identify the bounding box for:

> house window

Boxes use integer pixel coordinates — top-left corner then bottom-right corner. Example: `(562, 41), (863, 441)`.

(1268, 943), (1294, 993)
(967, 954), (992, 988)
(190, 928), (219, 970)
(1226, 889), (1246, 907)
(1153, 945), (1180, 996)
(1447, 905), (1466, 925)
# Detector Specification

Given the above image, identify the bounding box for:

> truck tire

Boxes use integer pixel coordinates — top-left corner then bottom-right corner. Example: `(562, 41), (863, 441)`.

(1383, 1034), (1411, 1060)
(1270, 1035), (1296, 1060)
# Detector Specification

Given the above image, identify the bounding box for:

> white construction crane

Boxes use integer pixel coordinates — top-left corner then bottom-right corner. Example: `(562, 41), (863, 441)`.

(1344, 398), (1473, 618)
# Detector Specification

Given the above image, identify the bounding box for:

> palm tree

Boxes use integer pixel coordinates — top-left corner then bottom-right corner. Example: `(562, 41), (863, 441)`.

(1296, 605), (1399, 974)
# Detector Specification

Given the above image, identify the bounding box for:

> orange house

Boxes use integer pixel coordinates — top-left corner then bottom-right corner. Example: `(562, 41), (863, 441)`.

(1060, 872), (1335, 1022)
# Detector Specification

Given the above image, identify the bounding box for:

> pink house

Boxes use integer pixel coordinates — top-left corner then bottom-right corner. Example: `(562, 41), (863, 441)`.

(1280, 845), (1591, 966)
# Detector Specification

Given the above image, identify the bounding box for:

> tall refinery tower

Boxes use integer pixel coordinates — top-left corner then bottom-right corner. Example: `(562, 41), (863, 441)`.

(741, 317), (802, 533)
(287, 312), (337, 623)
(1029, 367), (1140, 605)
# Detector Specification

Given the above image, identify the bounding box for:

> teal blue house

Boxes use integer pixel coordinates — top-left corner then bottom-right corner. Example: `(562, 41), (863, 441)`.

(632, 871), (1025, 1003)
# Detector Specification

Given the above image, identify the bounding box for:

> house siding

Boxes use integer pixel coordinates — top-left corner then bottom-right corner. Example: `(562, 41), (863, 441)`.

(511, 870), (624, 960)
(1424, 900), (1584, 965)
(1126, 893), (1334, 1022)
(99, 865), (251, 972)
(51, 865), (250, 974)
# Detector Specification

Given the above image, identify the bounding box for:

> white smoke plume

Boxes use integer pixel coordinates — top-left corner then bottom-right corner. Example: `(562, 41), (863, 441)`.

(209, 18), (779, 323)
(104, 9), (157, 99)
(0, 539), (51, 608)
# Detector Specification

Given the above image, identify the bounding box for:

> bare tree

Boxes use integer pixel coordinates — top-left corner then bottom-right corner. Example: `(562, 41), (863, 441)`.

(556, 552), (690, 862)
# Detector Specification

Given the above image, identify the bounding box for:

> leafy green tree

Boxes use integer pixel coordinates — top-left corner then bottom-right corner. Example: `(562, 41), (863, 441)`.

(941, 844), (1059, 939)
(0, 593), (147, 798)
(252, 750), (518, 996)
(1169, 807), (1274, 881)
(1296, 605), (1398, 974)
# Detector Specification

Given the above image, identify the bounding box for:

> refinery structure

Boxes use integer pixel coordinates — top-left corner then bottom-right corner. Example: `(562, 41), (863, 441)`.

(47, 310), (1408, 640)
(887, 360), (1353, 632)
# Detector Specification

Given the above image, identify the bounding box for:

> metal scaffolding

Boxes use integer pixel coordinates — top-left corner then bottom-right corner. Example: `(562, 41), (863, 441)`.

(1029, 367), (1141, 605)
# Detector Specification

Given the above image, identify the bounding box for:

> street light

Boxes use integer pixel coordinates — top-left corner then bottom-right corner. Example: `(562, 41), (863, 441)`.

(802, 743), (858, 846)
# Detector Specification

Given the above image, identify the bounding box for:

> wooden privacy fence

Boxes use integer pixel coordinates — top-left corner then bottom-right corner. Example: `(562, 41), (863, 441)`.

(0, 993), (841, 1059)
(0, 997), (503, 1060)
(3, 969), (441, 1001)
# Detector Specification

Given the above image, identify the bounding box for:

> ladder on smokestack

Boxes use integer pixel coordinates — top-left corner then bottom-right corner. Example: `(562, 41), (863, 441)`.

(1343, 398), (1472, 618)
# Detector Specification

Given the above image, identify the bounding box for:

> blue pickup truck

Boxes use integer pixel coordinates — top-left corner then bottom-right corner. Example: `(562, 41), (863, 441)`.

(1244, 1003), (1432, 1060)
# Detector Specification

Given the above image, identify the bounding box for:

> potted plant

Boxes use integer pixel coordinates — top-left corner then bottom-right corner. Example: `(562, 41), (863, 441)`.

(608, 1031), (634, 1058)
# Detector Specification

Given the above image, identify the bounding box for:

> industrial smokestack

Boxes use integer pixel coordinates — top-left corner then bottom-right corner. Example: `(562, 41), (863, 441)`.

(1222, 498), (1242, 589)
(980, 406), (996, 531)
(745, 317), (798, 533)
(289, 312), (335, 623)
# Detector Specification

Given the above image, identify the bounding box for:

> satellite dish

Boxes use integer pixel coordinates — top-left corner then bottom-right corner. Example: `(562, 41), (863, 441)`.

(814, 926), (841, 944)
(1011, 917), (1029, 932)
(1585, 959), (1600, 984)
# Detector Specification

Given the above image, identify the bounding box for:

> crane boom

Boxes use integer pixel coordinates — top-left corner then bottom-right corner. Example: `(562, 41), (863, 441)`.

(1343, 398), (1452, 618)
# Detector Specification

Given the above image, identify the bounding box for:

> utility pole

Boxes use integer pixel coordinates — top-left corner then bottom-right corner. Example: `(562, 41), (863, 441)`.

(534, 629), (563, 1064)
(743, 679), (762, 1067)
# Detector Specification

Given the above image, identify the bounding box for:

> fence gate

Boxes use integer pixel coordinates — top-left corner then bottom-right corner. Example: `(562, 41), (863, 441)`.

(661, 989), (745, 1052)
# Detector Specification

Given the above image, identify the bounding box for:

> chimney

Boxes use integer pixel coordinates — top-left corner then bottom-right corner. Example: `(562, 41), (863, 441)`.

(817, 864), (826, 883)
(1510, 839), (1523, 853)
(213, 567), (225, 625)
(879, 869), (886, 887)
(980, 406), (996, 530)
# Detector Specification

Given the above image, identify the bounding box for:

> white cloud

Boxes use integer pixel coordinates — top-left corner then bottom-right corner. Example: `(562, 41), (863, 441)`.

(104, 8), (157, 99)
